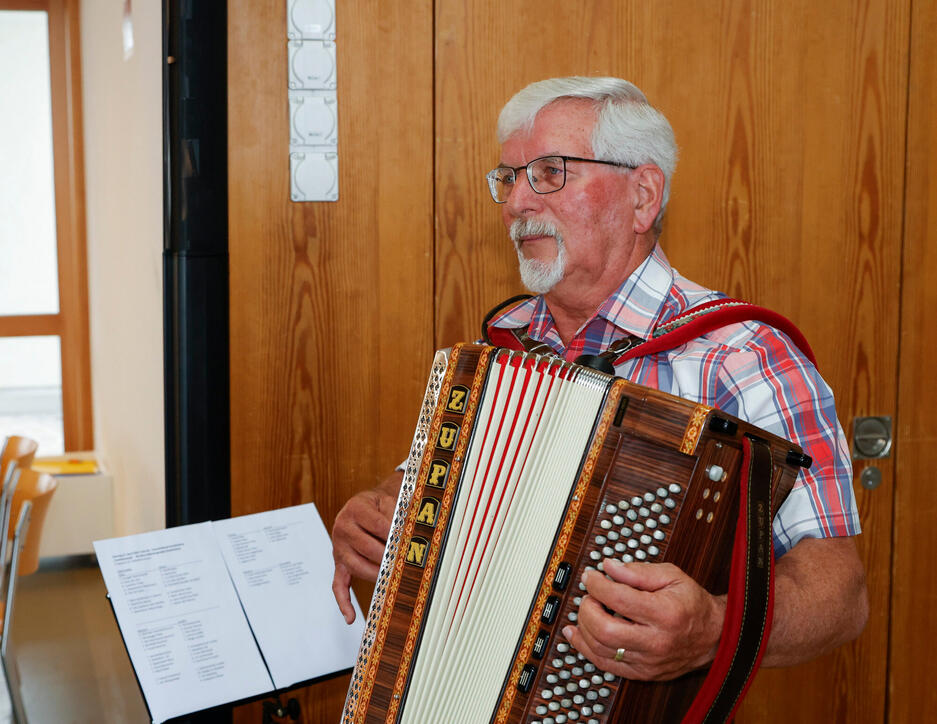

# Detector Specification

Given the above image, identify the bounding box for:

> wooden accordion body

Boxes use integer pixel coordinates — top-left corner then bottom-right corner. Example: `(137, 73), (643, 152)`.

(342, 344), (804, 724)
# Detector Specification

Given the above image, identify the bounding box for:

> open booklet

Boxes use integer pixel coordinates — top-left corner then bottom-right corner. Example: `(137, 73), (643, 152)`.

(94, 503), (365, 724)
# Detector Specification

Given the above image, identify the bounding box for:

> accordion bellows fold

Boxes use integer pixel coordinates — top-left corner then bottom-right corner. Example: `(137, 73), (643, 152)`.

(342, 344), (802, 724)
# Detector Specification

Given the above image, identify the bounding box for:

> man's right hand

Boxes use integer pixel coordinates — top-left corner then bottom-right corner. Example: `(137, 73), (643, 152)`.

(331, 470), (403, 624)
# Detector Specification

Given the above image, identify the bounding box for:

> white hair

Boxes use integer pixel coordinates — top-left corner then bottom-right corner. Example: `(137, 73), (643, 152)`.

(509, 218), (567, 293)
(497, 77), (678, 230)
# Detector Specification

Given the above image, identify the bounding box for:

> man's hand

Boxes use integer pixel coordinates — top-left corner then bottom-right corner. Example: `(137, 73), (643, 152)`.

(562, 558), (725, 681)
(331, 470), (403, 624)
(561, 536), (867, 679)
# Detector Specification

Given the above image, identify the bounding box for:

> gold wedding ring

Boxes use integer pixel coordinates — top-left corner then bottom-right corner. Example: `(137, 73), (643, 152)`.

(614, 647), (626, 662)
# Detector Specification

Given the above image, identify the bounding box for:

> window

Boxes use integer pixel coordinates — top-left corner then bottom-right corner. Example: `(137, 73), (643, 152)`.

(0, 0), (91, 454)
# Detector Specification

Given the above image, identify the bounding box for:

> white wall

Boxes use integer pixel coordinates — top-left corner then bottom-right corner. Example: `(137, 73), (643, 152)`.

(81, 0), (164, 535)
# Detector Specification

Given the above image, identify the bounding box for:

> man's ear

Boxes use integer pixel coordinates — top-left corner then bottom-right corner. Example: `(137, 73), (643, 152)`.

(631, 165), (665, 235)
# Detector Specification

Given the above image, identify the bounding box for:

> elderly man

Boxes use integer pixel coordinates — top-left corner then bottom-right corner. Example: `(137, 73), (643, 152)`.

(332, 76), (867, 682)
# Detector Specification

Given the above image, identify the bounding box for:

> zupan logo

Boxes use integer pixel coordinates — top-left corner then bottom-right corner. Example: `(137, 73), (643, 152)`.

(446, 386), (469, 413)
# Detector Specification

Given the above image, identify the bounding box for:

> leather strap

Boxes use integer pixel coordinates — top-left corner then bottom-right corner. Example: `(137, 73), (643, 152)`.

(681, 435), (776, 724)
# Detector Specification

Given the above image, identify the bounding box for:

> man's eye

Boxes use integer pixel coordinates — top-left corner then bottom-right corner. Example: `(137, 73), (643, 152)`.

(545, 165), (563, 176)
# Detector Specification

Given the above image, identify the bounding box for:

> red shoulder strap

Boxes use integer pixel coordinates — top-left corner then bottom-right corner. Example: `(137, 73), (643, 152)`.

(615, 299), (818, 369)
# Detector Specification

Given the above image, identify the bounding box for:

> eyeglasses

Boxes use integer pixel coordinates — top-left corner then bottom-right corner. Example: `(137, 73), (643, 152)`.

(485, 155), (636, 204)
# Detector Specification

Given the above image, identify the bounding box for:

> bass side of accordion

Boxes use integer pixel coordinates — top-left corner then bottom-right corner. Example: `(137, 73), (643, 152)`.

(341, 344), (805, 724)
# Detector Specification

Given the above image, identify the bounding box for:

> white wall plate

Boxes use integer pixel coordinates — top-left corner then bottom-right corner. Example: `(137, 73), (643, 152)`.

(286, 0), (336, 41)
(288, 39), (337, 90)
(290, 151), (338, 202)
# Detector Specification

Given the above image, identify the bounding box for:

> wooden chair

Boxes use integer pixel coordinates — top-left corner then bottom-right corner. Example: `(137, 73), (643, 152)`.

(0, 437), (39, 601)
(0, 468), (57, 724)
(0, 436), (38, 490)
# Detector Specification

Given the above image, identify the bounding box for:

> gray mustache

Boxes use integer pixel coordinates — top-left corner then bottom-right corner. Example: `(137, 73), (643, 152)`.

(509, 219), (560, 244)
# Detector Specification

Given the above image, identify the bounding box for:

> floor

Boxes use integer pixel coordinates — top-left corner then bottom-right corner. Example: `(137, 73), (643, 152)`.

(1, 557), (149, 723)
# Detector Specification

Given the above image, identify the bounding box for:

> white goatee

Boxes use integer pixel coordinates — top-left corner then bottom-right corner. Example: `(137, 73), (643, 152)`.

(509, 219), (567, 294)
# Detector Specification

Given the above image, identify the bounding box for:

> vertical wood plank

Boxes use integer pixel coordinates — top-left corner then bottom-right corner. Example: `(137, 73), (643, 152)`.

(891, 0), (937, 719)
(227, 1), (434, 720)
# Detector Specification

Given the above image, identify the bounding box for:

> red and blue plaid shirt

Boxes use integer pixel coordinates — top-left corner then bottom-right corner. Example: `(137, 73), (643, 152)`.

(488, 244), (859, 556)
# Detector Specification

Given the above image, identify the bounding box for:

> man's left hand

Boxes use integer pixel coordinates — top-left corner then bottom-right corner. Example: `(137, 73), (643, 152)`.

(562, 557), (725, 681)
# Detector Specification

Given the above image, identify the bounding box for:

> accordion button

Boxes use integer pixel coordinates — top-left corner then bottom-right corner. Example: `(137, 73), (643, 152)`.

(635, 550), (647, 560)
(665, 499), (677, 509)
(583, 663), (596, 673)
(631, 496), (643, 506)
(591, 674), (603, 685)
(602, 674), (615, 683)
(649, 546), (660, 556)
(602, 546), (613, 556)
(627, 510), (638, 521)
(644, 492), (655, 503)
(617, 499), (630, 509)
(638, 506), (650, 517)
(556, 714), (568, 723)
(518, 664), (538, 694)
(534, 630), (550, 659)
(557, 643), (570, 653)
(572, 667), (583, 676)
(600, 520), (612, 530)
(537, 705), (548, 715)
(640, 534), (652, 544)
(568, 713), (580, 721)
(589, 551), (601, 561)
(568, 612), (578, 622)
(660, 514), (671, 525)
(562, 698), (573, 707)
(587, 691), (598, 701)
(594, 535), (607, 545)
(582, 706), (592, 716)
(651, 502), (663, 513)
(553, 562), (573, 591)
(607, 530), (619, 541)
(612, 515), (624, 525)
(553, 658), (564, 667)
(657, 487), (669, 498)
(646, 519), (658, 529)
(547, 674), (558, 684)
(605, 504), (617, 514)
(633, 523), (645, 533)
(565, 655), (577, 665)
(542, 596), (561, 624)
(542, 689), (553, 699)
(623, 554), (634, 562)
(653, 530), (665, 541)
(559, 670), (571, 680)
(594, 704), (606, 714)
(669, 483), (683, 494)
(614, 543), (626, 553)
(554, 685), (565, 696)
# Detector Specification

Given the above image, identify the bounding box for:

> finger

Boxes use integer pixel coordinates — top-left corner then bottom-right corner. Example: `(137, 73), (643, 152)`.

(601, 558), (681, 591)
(334, 543), (383, 581)
(582, 562), (675, 624)
(561, 622), (639, 680)
(331, 563), (356, 624)
(334, 523), (388, 569)
(575, 593), (641, 658)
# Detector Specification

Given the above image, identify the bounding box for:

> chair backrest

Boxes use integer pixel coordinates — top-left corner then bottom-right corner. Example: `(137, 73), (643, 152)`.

(6, 469), (57, 576)
(0, 437), (38, 487)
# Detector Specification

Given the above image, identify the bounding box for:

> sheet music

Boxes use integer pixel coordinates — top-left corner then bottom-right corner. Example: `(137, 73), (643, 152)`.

(94, 523), (273, 724)
(214, 503), (365, 688)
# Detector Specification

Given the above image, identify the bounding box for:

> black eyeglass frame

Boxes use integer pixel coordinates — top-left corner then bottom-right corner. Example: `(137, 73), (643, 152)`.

(485, 155), (637, 203)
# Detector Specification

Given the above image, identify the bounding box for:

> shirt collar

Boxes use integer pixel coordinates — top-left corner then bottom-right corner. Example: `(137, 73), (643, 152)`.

(488, 243), (675, 342)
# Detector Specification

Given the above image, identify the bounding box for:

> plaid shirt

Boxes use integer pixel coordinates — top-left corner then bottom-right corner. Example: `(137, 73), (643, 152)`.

(488, 244), (860, 556)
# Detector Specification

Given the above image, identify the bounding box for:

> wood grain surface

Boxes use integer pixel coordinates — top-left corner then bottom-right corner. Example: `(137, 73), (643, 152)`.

(227, 0), (923, 720)
(227, 1), (434, 720)
(891, 0), (937, 718)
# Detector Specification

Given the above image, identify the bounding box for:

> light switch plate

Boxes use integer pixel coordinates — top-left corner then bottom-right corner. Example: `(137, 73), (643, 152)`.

(289, 90), (338, 147)
(286, 0), (336, 40)
(290, 151), (338, 202)
(288, 39), (337, 90)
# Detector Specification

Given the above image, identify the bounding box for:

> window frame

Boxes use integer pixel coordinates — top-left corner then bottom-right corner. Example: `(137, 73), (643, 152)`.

(0, 0), (92, 451)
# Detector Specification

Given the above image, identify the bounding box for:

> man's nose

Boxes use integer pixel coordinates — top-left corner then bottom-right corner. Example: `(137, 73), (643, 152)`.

(504, 171), (543, 216)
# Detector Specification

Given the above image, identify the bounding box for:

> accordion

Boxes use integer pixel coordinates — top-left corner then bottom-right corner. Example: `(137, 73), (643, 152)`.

(342, 344), (807, 724)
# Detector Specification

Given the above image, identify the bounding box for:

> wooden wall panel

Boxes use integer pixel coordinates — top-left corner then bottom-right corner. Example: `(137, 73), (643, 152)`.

(434, 1), (908, 721)
(227, 1), (434, 720)
(891, 0), (937, 718)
